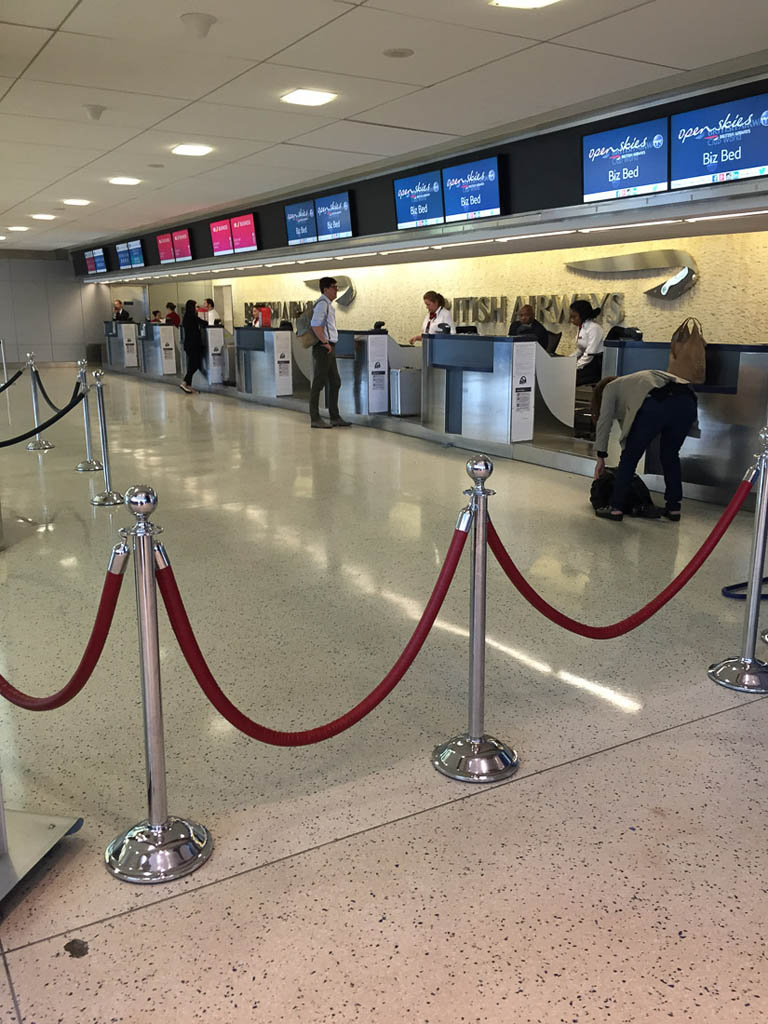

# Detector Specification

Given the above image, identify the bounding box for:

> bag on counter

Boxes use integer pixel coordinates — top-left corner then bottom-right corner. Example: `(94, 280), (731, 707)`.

(669, 316), (706, 384)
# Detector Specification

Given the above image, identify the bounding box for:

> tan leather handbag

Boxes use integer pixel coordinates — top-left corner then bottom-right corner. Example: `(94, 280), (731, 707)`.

(669, 317), (706, 384)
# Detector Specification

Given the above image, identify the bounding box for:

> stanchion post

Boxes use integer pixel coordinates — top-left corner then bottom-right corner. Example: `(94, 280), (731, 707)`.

(709, 427), (768, 693)
(25, 352), (54, 452)
(90, 370), (123, 506)
(432, 456), (520, 783)
(105, 486), (212, 883)
(75, 360), (102, 472)
(0, 338), (7, 385)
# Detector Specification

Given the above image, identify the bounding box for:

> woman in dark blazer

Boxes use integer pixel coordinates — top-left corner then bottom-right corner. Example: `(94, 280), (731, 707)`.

(180, 299), (208, 393)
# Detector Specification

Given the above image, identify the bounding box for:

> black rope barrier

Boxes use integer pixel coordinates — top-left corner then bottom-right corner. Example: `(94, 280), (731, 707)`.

(33, 368), (62, 412)
(721, 578), (768, 601)
(0, 367), (24, 395)
(0, 381), (82, 448)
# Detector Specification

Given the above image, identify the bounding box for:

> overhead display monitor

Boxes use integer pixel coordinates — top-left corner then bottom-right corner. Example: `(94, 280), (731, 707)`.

(92, 248), (107, 273)
(172, 228), (192, 261)
(230, 213), (258, 253)
(394, 171), (444, 230)
(285, 201), (318, 245)
(582, 117), (669, 202)
(210, 218), (234, 255)
(127, 240), (144, 267)
(115, 242), (132, 270)
(442, 156), (501, 222)
(84, 251), (96, 274)
(156, 233), (175, 264)
(671, 92), (768, 189)
(315, 192), (353, 241)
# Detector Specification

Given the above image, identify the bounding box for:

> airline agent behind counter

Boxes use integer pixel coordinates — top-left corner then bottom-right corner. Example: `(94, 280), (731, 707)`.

(409, 290), (456, 345)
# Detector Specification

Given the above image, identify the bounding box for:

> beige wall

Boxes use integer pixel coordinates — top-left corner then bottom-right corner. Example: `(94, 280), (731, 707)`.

(219, 229), (766, 353)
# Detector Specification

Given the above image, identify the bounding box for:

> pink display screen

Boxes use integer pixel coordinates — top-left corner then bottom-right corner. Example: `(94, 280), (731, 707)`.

(84, 251), (96, 273)
(230, 213), (258, 253)
(156, 233), (175, 264)
(210, 218), (233, 255)
(172, 229), (192, 261)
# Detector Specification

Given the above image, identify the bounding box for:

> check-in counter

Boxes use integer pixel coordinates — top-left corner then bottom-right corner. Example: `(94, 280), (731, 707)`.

(138, 324), (179, 377)
(235, 327), (305, 401)
(330, 330), (419, 418)
(103, 321), (137, 369)
(421, 333), (537, 444)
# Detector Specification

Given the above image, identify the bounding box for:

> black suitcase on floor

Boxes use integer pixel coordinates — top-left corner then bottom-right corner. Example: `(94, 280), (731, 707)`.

(590, 468), (660, 518)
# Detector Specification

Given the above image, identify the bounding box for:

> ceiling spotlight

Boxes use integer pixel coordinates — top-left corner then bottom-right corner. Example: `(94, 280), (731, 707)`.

(0, 236), (6, 241)
(63, 198), (91, 206)
(83, 103), (107, 121)
(180, 12), (218, 38)
(109, 177), (141, 186)
(31, 214), (56, 220)
(382, 47), (414, 58)
(171, 143), (214, 156)
(8, 226), (29, 231)
(489, 0), (562, 7)
(281, 89), (337, 107)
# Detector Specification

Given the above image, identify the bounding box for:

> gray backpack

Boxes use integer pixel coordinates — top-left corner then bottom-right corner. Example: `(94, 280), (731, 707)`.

(296, 298), (323, 348)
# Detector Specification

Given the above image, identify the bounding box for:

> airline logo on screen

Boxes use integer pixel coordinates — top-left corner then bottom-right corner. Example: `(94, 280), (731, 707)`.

(587, 132), (664, 161)
(443, 167), (495, 189)
(676, 109), (768, 144)
(396, 180), (440, 201)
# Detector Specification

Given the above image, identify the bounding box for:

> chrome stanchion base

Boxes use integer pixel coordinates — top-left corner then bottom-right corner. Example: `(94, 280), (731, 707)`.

(432, 734), (519, 783)
(76, 458), (103, 472)
(26, 439), (54, 451)
(91, 490), (124, 507)
(104, 815), (213, 884)
(708, 657), (768, 694)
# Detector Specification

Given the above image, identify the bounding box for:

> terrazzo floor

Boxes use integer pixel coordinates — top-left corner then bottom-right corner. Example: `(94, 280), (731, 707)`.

(0, 366), (765, 1023)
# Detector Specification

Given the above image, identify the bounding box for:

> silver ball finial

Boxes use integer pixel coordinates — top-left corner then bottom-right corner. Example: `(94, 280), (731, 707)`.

(125, 486), (158, 519)
(92, 369), (104, 381)
(760, 426), (768, 449)
(466, 455), (494, 486)
(77, 358), (87, 368)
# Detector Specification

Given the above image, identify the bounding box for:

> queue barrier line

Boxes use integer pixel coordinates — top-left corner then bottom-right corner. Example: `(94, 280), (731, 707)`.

(0, 380), (82, 448)
(0, 367), (23, 396)
(33, 368), (63, 413)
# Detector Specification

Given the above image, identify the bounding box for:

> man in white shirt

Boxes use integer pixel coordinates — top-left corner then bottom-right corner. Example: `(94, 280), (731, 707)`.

(309, 276), (350, 428)
(205, 298), (219, 325)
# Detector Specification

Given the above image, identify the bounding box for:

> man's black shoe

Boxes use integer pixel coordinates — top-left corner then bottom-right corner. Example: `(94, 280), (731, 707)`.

(330, 418), (352, 427)
(310, 419), (332, 429)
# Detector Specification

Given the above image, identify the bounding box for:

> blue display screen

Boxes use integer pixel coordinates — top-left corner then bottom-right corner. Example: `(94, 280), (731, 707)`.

(671, 92), (768, 189)
(394, 171), (444, 230)
(442, 157), (500, 223)
(583, 118), (668, 202)
(128, 239), (144, 267)
(116, 243), (131, 269)
(92, 248), (107, 273)
(285, 202), (317, 245)
(315, 192), (352, 241)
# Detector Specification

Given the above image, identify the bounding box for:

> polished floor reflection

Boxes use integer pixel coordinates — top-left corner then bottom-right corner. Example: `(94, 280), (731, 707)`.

(0, 367), (765, 1022)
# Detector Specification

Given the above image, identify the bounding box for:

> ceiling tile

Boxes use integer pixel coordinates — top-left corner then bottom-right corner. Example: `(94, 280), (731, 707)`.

(360, 43), (677, 135)
(206, 63), (419, 118)
(0, 80), (188, 129)
(0, 24), (52, 77)
(559, 0), (768, 70)
(0, 1), (74, 28)
(0, 111), (137, 148)
(276, 6), (532, 86)
(291, 120), (456, 155)
(155, 102), (336, 143)
(0, 140), (101, 172)
(111, 129), (271, 165)
(24, 33), (254, 97)
(238, 143), (374, 173)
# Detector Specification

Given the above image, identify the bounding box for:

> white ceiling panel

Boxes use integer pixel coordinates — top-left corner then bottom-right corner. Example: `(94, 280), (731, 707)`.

(0, 1), (74, 29)
(364, 0), (649, 40)
(0, 140), (99, 178)
(560, 0), (768, 70)
(0, 24), (52, 77)
(238, 143), (374, 173)
(0, 111), (137, 148)
(155, 102), (336, 143)
(360, 43), (677, 135)
(276, 7), (532, 86)
(184, 163), (312, 192)
(0, 80), (187, 129)
(292, 120), (456, 156)
(205, 63), (419, 118)
(60, 0), (350, 61)
(24, 33), (254, 97)
(0, 75), (14, 95)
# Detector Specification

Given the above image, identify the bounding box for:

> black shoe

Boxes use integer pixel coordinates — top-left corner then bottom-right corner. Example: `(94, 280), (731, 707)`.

(595, 507), (623, 522)
(330, 418), (351, 427)
(310, 419), (332, 429)
(662, 508), (681, 522)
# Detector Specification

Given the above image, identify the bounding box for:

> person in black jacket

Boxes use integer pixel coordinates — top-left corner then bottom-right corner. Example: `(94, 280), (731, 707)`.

(112, 299), (131, 322)
(180, 299), (208, 394)
(508, 304), (548, 349)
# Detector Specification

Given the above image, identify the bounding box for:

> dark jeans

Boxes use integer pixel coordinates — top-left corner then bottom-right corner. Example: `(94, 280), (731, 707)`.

(610, 389), (698, 512)
(310, 344), (341, 421)
(576, 353), (603, 387)
(184, 345), (203, 386)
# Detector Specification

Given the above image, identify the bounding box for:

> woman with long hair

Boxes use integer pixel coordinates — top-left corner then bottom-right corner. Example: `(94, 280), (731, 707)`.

(180, 298), (208, 394)
(409, 290), (455, 345)
(571, 300), (605, 386)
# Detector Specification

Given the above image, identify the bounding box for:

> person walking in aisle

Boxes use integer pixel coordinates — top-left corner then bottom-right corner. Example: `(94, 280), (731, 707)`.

(309, 277), (350, 428)
(180, 299), (208, 394)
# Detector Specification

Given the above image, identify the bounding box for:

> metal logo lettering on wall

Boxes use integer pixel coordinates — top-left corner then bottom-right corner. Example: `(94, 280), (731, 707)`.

(451, 293), (625, 332)
(244, 275), (357, 325)
(566, 250), (699, 300)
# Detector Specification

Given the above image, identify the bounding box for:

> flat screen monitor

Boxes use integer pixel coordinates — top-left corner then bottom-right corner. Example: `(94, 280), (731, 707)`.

(84, 251), (96, 274)
(172, 228), (192, 261)
(582, 117), (669, 202)
(156, 233), (175, 264)
(442, 156), (500, 223)
(231, 213), (258, 253)
(285, 201), (318, 245)
(92, 248), (107, 273)
(671, 92), (768, 189)
(315, 192), (353, 241)
(127, 240), (144, 267)
(394, 171), (444, 230)
(210, 218), (234, 255)
(115, 242), (131, 270)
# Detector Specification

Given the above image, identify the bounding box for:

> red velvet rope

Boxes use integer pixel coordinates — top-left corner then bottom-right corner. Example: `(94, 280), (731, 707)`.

(156, 528), (468, 746)
(487, 478), (753, 640)
(0, 571), (125, 710)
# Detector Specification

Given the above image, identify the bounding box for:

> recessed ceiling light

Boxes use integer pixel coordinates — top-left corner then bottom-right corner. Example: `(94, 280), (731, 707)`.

(382, 47), (414, 58)
(0, 236), (6, 241)
(489, 0), (562, 8)
(8, 226), (29, 231)
(171, 143), (213, 156)
(281, 89), (337, 107)
(30, 214), (56, 220)
(63, 198), (91, 206)
(109, 176), (141, 186)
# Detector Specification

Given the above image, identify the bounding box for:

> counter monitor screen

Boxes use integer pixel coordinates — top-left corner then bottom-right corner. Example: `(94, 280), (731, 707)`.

(115, 242), (131, 270)
(172, 228), (192, 261)
(84, 250), (96, 274)
(583, 117), (669, 201)
(394, 171), (444, 230)
(671, 91), (768, 189)
(210, 218), (234, 255)
(285, 201), (318, 245)
(156, 233), (175, 264)
(127, 239), (144, 267)
(315, 191), (353, 241)
(231, 213), (258, 253)
(442, 156), (501, 223)
(92, 248), (107, 273)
